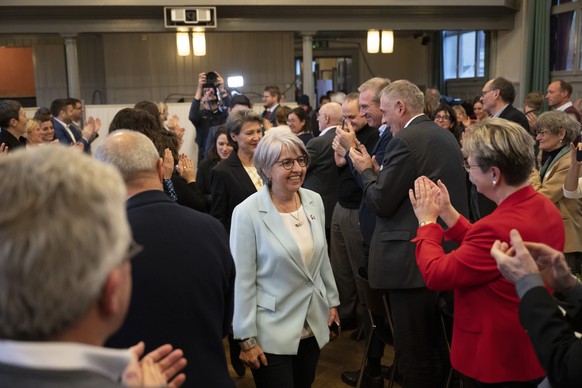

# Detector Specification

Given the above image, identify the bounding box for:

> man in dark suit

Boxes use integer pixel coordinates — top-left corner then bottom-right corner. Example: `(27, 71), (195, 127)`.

(0, 99), (27, 152)
(335, 78), (393, 388)
(481, 77), (530, 132)
(303, 101), (343, 241)
(329, 93), (378, 331)
(491, 229), (582, 388)
(261, 85), (281, 127)
(50, 98), (99, 153)
(97, 130), (236, 388)
(350, 80), (468, 387)
(476, 77), (529, 220)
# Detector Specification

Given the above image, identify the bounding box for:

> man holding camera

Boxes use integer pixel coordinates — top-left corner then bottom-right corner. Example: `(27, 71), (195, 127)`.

(188, 71), (231, 161)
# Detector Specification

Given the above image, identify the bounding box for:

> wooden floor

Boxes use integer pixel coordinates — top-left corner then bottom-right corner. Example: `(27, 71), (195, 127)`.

(224, 329), (399, 388)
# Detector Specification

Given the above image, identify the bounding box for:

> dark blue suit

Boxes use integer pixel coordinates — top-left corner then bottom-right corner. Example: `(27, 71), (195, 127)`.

(52, 118), (91, 153)
(106, 190), (235, 388)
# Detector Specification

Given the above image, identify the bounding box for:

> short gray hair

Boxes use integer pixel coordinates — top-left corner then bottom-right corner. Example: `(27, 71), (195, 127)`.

(537, 110), (581, 144)
(95, 130), (160, 182)
(381, 80), (425, 114)
(463, 118), (535, 186)
(254, 127), (309, 187)
(358, 77), (391, 104)
(0, 146), (130, 340)
(225, 109), (264, 148)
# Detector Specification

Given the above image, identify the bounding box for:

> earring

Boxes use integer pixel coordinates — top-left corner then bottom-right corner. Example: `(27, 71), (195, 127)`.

(492, 180), (497, 186)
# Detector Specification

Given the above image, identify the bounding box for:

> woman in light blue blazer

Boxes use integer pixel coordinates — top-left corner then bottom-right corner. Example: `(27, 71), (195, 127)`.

(230, 127), (340, 388)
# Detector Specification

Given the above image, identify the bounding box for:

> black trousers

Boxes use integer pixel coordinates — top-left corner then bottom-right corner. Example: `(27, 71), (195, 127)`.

(389, 287), (450, 388)
(251, 337), (320, 388)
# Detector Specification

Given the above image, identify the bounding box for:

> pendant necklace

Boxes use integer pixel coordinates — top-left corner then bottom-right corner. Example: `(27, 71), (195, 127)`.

(273, 193), (303, 227)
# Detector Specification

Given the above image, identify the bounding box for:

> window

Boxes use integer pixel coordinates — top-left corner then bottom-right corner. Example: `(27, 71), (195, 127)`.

(443, 31), (486, 80)
(551, 1), (582, 72)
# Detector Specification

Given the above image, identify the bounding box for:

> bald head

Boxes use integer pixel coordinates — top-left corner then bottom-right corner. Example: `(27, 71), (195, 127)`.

(95, 130), (161, 188)
(318, 102), (343, 131)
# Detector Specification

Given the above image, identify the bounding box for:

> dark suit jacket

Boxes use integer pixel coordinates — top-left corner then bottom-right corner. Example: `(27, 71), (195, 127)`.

(499, 104), (530, 132)
(171, 171), (207, 212)
(357, 128), (392, 246)
(262, 105), (279, 127)
(520, 285), (582, 388)
(564, 105), (582, 123)
(52, 118), (91, 153)
(360, 115), (468, 289)
(211, 151), (258, 232)
(196, 157), (219, 211)
(106, 190), (235, 388)
(0, 128), (26, 152)
(303, 127), (339, 230)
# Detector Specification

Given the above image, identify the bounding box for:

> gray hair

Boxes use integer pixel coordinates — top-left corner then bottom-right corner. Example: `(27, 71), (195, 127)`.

(463, 118), (535, 186)
(537, 110), (581, 144)
(225, 109), (264, 148)
(344, 92), (360, 103)
(95, 130), (160, 182)
(330, 92), (346, 104)
(254, 127), (309, 187)
(381, 80), (425, 114)
(358, 77), (391, 104)
(0, 146), (130, 340)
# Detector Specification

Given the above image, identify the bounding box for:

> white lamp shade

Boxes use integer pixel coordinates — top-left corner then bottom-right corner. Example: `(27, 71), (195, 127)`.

(192, 32), (206, 56)
(367, 30), (380, 54)
(381, 30), (394, 53)
(176, 32), (190, 56)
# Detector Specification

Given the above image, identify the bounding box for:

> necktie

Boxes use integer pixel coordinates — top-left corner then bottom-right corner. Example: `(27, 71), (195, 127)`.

(163, 179), (178, 201)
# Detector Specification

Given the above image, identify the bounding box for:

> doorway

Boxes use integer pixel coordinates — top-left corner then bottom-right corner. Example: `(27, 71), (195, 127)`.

(295, 56), (353, 107)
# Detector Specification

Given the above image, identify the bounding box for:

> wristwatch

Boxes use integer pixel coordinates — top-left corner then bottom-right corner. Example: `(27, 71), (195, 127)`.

(238, 337), (257, 351)
(419, 220), (435, 227)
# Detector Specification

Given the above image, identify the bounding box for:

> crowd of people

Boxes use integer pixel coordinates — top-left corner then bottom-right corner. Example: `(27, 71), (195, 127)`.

(0, 72), (582, 388)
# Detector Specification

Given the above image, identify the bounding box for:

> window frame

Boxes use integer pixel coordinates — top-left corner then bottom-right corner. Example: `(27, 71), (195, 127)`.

(551, 1), (582, 74)
(442, 30), (486, 81)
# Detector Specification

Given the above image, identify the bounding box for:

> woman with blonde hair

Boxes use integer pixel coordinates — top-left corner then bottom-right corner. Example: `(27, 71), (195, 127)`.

(409, 118), (564, 386)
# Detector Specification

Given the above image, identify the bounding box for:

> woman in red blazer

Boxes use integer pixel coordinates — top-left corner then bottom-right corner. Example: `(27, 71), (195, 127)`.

(409, 118), (565, 386)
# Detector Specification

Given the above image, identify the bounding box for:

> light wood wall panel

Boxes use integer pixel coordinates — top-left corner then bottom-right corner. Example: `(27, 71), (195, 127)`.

(78, 34), (107, 104)
(102, 31), (295, 105)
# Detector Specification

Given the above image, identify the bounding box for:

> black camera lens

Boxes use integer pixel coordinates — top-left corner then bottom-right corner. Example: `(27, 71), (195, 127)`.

(206, 71), (218, 84)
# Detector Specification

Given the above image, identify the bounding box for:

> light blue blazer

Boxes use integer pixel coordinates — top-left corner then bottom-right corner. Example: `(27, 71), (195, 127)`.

(230, 187), (340, 355)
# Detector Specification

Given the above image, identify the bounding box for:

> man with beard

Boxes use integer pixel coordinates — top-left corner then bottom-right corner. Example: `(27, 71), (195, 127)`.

(188, 71), (231, 161)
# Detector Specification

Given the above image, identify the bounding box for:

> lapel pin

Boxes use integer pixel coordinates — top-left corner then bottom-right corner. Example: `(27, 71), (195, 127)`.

(310, 214), (315, 220)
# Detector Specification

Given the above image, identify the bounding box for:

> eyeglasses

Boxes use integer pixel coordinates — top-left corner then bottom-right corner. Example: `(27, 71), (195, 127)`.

(434, 115), (451, 121)
(536, 130), (551, 137)
(275, 156), (309, 170)
(463, 160), (482, 173)
(481, 89), (495, 97)
(123, 239), (143, 262)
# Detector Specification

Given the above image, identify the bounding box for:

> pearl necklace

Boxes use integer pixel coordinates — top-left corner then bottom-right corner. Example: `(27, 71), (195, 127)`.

(272, 193), (303, 227)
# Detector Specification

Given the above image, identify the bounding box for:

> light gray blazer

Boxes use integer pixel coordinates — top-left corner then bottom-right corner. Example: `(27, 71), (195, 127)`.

(230, 187), (340, 355)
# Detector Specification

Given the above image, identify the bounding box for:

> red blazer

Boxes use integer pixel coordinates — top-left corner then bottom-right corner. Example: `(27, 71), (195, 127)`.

(413, 185), (565, 383)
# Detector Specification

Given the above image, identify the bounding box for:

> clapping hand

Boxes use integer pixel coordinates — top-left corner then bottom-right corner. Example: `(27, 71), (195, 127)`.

(177, 154), (195, 183)
(123, 342), (187, 387)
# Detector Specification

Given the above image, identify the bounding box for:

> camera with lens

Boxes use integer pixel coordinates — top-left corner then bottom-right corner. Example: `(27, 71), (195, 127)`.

(203, 71), (218, 89)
